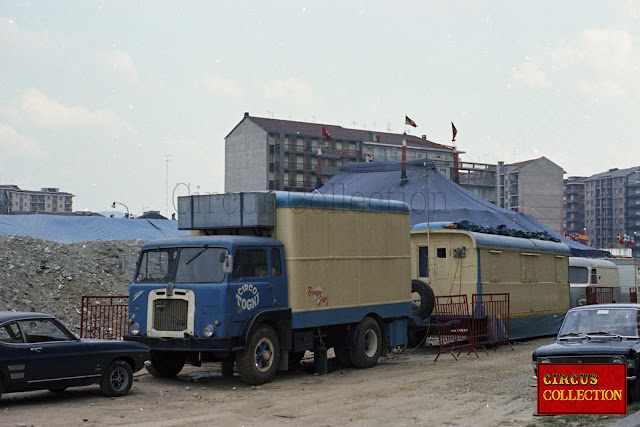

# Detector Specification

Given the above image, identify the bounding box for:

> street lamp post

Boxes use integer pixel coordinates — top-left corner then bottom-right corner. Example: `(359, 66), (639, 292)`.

(111, 201), (131, 219)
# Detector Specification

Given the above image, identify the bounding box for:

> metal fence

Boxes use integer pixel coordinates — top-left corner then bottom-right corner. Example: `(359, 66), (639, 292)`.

(471, 293), (514, 352)
(433, 295), (477, 361)
(586, 287), (614, 305)
(80, 295), (129, 340)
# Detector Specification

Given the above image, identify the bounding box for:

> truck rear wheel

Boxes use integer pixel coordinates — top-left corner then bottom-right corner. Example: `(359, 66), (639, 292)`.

(349, 317), (382, 369)
(411, 279), (435, 319)
(237, 324), (280, 385)
(146, 351), (185, 378)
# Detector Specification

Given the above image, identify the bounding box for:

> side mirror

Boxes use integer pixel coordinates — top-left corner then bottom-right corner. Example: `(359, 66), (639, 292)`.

(221, 253), (233, 274)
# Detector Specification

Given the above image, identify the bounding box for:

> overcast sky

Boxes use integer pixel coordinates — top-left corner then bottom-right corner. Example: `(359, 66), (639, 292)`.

(1, 1), (639, 215)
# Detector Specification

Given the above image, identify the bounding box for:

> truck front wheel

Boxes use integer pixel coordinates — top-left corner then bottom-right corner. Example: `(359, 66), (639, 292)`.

(237, 324), (280, 385)
(146, 351), (185, 378)
(349, 317), (383, 369)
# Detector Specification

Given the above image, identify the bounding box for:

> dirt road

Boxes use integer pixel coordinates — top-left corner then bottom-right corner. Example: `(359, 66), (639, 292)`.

(0, 337), (621, 426)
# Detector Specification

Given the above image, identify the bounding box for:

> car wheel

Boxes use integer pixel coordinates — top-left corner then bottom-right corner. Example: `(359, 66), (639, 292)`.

(146, 351), (186, 378)
(100, 360), (133, 397)
(348, 317), (383, 369)
(236, 324), (280, 385)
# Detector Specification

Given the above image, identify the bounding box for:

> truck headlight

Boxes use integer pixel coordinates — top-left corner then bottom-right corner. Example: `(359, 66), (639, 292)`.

(203, 325), (214, 338)
(611, 357), (624, 364)
(628, 359), (636, 369)
(130, 323), (141, 336)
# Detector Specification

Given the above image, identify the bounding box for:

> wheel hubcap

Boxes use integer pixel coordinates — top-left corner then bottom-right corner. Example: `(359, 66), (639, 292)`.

(254, 337), (274, 372)
(110, 367), (127, 391)
(364, 329), (378, 358)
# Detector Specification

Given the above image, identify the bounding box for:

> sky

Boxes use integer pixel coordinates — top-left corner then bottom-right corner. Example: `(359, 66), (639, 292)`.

(1, 1), (640, 216)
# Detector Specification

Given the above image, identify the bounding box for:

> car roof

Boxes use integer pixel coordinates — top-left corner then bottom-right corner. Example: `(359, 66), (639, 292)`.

(0, 311), (56, 323)
(569, 303), (640, 311)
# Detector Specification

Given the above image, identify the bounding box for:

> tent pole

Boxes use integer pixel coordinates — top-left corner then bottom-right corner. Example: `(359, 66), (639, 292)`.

(425, 157), (430, 264)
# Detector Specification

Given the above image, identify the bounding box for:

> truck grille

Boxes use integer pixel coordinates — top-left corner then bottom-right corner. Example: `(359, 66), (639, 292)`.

(153, 299), (189, 331)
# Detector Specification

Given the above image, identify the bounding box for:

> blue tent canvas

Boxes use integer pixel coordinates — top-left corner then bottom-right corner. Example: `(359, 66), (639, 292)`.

(316, 159), (608, 258)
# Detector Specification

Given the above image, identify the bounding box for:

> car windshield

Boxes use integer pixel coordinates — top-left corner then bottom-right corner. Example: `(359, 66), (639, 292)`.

(558, 308), (640, 338)
(135, 247), (226, 284)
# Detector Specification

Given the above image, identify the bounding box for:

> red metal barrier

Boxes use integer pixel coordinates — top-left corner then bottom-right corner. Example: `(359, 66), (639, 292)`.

(587, 287), (614, 305)
(80, 295), (129, 340)
(433, 295), (477, 361)
(471, 293), (514, 352)
(631, 288), (637, 303)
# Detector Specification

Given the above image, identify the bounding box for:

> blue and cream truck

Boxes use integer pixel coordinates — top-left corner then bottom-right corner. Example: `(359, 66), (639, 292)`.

(124, 192), (412, 385)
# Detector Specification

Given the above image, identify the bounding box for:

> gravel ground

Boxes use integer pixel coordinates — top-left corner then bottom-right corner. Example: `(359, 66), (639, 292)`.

(0, 235), (144, 332)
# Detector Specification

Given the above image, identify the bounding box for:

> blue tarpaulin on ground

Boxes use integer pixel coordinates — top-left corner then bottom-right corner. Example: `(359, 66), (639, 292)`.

(0, 214), (188, 243)
(316, 159), (609, 258)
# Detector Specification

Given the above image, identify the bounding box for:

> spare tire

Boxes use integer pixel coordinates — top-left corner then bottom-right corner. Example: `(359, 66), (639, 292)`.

(411, 279), (435, 319)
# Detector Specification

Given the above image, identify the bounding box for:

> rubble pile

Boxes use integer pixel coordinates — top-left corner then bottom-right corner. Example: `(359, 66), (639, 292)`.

(0, 235), (145, 332)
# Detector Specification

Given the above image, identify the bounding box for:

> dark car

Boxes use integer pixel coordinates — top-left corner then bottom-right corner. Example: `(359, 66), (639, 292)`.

(532, 303), (640, 401)
(0, 311), (149, 400)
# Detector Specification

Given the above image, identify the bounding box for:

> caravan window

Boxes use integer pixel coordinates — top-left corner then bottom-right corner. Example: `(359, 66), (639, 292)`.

(418, 246), (429, 277)
(591, 268), (598, 284)
(437, 248), (446, 258)
(569, 267), (589, 284)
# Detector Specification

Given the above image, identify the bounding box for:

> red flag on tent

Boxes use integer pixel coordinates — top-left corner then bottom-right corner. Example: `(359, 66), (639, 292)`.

(321, 126), (333, 140)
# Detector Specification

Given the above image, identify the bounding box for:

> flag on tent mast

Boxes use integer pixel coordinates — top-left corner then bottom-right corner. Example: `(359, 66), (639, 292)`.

(451, 122), (458, 142)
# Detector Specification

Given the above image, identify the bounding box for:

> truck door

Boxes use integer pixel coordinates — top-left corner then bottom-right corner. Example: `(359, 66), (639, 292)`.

(229, 248), (274, 335)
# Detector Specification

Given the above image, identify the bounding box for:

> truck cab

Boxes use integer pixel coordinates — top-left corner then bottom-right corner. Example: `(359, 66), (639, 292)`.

(127, 235), (292, 384)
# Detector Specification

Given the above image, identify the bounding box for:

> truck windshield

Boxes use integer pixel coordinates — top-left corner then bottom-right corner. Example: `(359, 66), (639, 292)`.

(175, 247), (226, 283)
(135, 247), (226, 284)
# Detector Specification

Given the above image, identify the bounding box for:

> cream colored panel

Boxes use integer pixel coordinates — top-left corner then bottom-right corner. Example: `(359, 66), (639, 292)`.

(277, 208), (411, 313)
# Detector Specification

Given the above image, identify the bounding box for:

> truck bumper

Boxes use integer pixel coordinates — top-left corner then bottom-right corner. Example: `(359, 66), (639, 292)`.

(123, 335), (240, 353)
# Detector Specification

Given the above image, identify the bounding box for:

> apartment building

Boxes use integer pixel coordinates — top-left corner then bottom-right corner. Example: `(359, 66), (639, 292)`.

(0, 185), (74, 214)
(497, 157), (565, 234)
(225, 113), (496, 201)
(584, 166), (640, 255)
(564, 176), (586, 236)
